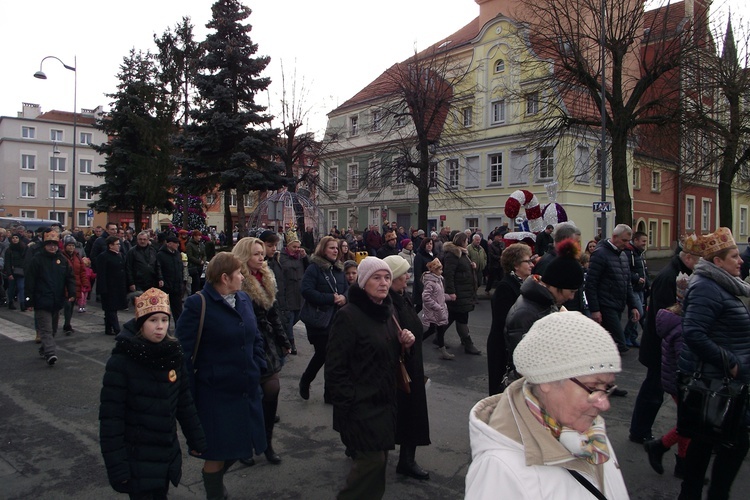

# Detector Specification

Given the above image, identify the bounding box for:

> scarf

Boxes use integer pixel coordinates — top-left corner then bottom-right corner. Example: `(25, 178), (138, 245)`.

(114, 333), (184, 371)
(222, 293), (237, 308)
(523, 381), (611, 465)
(693, 258), (750, 297)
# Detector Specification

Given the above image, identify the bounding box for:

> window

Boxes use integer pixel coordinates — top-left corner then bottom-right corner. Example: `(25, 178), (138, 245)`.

(51, 129), (63, 141)
(21, 182), (36, 198)
(574, 146), (590, 184)
(20, 210), (37, 218)
(595, 149), (604, 186)
(21, 154), (36, 170)
(50, 157), (67, 172)
(701, 199), (711, 232)
(651, 171), (661, 192)
(206, 193), (217, 205)
(79, 185), (93, 200)
(465, 217), (479, 231)
(526, 92), (539, 115)
(368, 160), (381, 189)
(77, 212), (91, 227)
(79, 158), (93, 174)
(685, 197), (695, 231)
(393, 158), (406, 186)
(661, 221), (670, 248)
(22, 126), (36, 139)
(489, 153), (503, 184)
(329, 167), (339, 191)
(347, 163), (359, 190)
(633, 166), (641, 189)
(371, 111), (382, 132)
(494, 59), (505, 73)
(428, 162), (438, 188)
(51, 183), (66, 199)
(741, 206), (748, 235)
(49, 211), (66, 225)
(447, 159), (459, 188)
(79, 132), (92, 145)
(465, 156), (480, 189)
(462, 107), (472, 127)
(369, 208), (380, 227)
(243, 194), (252, 207)
(228, 191), (237, 207)
(328, 210), (338, 231)
(537, 148), (554, 181)
(395, 113), (407, 127)
(349, 116), (359, 136)
(491, 100), (506, 125)
(648, 220), (657, 247)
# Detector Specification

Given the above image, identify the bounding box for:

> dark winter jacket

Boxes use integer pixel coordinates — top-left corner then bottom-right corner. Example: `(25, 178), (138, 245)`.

(741, 246), (750, 280)
(623, 243), (649, 293)
(535, 230), (553, 257)
(3, 240), (28, 277)
(656, 308), (683, 396)
(376, 243), (399, 259)
(265, 252), (287, 311)
(488, 272), (523, 395)
(99, 321), (206, 494)
(638, 253), (693, 369)
(585, 240), (639, 313)
(486, 239), (504, 272)
(390, 290), (430, 447)
(157, 246), (183, 296)
(442, 242), (476, 313)
(279, 249), (308, 311)
(411, 248), (435, 310)
(185, 238), (206, 273)
(126, 244), (161, 291)
(241, 263), (291, 378)
(96, 249), (128, 311)
(504, 276), (559, 368)
(176, 284), (267, 460)
(679, 266), (750, 390)
(300, 255), (348, 340)
(25, 248), (76, 311)
(326, 285), (402, 451)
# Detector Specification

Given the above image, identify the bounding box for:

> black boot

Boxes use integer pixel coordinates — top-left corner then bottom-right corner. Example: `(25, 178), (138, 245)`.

(263, 398), (281, 464)
(674, 454), (685, 479)
(290, 339), (297, 355)
(457, 323), (481, 355)
(396, 445), (430, 480)
(299, 375), (311, 400)
(202, 470), (226, 500)
(644, 438), (669, 474)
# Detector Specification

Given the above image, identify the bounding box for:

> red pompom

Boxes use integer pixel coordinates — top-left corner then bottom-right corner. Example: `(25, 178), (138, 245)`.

(555, 238), (580, 260)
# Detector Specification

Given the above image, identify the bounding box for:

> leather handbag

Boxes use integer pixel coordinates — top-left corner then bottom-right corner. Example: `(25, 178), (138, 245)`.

(299, 273), (337, 329)
(392, 315), (412, 394)
(676, 349), (749, 448)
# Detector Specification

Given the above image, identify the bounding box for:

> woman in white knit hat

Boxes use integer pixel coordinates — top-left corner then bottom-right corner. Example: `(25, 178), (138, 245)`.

(326, 256), (416, 499)
(466, 311), (628, 499)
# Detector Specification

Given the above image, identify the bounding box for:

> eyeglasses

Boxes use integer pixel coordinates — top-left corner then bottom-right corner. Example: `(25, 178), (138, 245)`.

(569, 377), (617, 403)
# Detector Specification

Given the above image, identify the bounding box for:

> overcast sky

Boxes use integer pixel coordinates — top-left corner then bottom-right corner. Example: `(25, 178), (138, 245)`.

(1, 0), (746, 137)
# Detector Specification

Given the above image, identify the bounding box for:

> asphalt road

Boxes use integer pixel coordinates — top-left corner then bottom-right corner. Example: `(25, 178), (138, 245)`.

(1, 291), (748, 499)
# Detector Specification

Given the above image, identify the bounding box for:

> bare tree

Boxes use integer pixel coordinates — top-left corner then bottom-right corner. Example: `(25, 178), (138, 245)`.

(510, 0), (701, 225)
(681, 15), (750, 228)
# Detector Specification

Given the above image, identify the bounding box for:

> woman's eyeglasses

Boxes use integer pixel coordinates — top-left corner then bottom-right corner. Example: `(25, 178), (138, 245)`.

(569, 377), (617, 403)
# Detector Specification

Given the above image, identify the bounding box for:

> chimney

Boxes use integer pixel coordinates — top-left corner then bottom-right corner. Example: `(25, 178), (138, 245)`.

(20, 102), (42, 119)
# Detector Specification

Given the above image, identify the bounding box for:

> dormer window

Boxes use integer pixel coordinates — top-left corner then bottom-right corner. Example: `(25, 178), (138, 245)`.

(494, 59), (505, 73)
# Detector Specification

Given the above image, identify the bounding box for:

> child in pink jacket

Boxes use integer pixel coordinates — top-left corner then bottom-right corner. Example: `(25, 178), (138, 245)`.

(421, 258), (455, 360)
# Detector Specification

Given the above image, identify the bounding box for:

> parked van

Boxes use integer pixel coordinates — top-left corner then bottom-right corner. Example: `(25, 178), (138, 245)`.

(0, 217), (64, 234)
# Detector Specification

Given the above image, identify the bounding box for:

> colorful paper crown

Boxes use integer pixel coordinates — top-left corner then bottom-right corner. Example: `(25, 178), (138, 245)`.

(43, 230), (59, 243)
(134, 288), (171, 322)
(684, 227), (736, 258)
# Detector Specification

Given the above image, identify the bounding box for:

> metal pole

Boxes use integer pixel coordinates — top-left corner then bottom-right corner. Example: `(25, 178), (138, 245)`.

(72, 56), (77, 230)
(599, 0), (608, 239)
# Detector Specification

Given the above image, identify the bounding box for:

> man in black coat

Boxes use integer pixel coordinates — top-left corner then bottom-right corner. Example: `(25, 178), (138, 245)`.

(157, 235), (184, 321)
(90, 222), (119, 272)
(126, 230), (162, 293)
(628, 246), (698, 443)
(376, 231), (400, 259)
(25, 229), (76, 365)
(535, 225), (554, 257)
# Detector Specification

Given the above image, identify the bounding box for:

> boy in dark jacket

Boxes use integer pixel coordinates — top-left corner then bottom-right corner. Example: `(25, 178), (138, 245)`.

(25, 229), (76, 365)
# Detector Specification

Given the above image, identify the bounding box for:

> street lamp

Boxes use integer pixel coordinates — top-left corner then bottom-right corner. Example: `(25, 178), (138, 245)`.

(52, 142), (60, 217)
(34, 55), (77, 229)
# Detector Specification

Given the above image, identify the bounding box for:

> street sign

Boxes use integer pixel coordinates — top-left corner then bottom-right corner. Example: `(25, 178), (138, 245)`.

(87, 209), (94, 217)
(593, 201), (612, 212)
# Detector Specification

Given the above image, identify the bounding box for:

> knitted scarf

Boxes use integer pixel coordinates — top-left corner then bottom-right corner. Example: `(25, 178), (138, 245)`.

(523, 381), (611, 465)
(692, 258), (750, 297)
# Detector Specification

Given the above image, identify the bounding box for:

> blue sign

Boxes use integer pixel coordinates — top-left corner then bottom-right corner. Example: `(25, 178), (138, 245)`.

(87, 209), (94, 217)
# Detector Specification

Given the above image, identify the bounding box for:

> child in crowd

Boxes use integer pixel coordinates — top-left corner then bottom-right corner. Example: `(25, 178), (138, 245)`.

(421, 258), (456, 360)
(99, 287), (206, 498)
(343, 260), (358, 287)
(79, 257), (95, 312)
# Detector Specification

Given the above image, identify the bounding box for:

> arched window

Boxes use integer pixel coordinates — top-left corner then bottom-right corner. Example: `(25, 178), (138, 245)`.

(494, 59), (505, 73)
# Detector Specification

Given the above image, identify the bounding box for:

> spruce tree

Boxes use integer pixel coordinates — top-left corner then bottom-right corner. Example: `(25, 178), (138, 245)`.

(174, 0), (286, 238)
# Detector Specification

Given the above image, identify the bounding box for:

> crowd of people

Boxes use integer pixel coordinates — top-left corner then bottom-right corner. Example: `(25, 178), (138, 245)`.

(3, 217), (749, 500)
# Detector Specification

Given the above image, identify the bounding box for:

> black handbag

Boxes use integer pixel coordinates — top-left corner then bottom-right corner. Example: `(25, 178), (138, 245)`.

(300, 272), (338, 329)
(676, 349), (749, 448)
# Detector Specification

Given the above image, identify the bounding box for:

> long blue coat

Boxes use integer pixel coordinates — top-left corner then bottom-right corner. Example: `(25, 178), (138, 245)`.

(176, 283), (267, 461)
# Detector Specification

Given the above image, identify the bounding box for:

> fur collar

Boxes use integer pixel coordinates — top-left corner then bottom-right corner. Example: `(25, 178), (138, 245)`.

(241, 263), (277, 310)
(310, 254), (344, 271)
(443, 242), (466, 258)
(348, 284), (393, 322)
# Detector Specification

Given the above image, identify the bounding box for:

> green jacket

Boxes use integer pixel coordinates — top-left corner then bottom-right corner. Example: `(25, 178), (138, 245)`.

(467, 243), (487, 273)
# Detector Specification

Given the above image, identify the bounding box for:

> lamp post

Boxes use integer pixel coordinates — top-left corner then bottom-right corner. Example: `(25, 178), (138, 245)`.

(598, 0), (608, 239)
(52, 142), (60, 217)
(34, 55), (77, 229)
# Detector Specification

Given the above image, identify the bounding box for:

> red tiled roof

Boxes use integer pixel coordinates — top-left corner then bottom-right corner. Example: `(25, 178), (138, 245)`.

(37, 110), (96, 126)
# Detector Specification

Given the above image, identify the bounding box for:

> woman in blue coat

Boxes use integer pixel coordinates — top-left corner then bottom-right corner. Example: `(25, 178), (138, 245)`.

(678, 228), (750, 500)
(176, 252), (267, 500)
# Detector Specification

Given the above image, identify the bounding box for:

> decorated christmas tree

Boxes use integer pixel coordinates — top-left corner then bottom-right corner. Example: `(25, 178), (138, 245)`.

(172, 193), (207, 231)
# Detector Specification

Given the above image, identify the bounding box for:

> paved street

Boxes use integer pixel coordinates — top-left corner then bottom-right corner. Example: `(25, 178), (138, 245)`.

(1, 293), (748, 499)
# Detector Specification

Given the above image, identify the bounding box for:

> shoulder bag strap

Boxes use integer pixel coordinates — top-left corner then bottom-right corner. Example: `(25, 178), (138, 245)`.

(567, 469), (608, 500)
(191, 291), (206, 367)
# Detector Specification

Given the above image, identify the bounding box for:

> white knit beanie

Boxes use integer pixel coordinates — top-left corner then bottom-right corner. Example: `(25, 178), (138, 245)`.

(357, 257), (392, 288)
(514, 311), (621, 384)
(383, 255), (410, 279)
